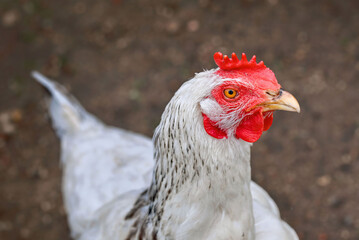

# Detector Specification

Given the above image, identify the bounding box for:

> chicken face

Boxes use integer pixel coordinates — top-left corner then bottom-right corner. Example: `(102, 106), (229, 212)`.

(200, 52), (300, 143)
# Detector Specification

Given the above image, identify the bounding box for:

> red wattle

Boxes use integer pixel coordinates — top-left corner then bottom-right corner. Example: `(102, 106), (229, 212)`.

(202, 113), (227, 139)
(235, 110), (264, 143)
(263, 112), (274, 131)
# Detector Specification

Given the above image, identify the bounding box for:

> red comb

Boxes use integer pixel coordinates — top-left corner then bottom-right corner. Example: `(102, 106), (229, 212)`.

(214, 52), (266, 71)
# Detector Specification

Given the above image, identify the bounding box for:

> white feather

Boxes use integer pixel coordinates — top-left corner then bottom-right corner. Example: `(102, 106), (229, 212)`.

(33, 71), (298, 240)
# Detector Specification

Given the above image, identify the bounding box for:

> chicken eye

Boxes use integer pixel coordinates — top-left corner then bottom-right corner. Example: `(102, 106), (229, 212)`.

(224, 89), (238, 99)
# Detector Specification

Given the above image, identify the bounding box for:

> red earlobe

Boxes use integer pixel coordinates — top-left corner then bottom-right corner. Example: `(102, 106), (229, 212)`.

(202, 113), (228, 139)
(235, 110), (264, 143)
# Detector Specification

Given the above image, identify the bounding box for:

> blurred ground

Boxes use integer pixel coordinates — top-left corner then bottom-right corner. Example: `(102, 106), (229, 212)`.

(0, 0), (358, 239)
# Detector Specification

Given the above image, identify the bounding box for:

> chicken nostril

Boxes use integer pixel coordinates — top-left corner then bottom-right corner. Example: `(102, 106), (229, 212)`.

(278, 89), (283, 97)
(265, 90), (278, 97)
(266, 89), (283, 98)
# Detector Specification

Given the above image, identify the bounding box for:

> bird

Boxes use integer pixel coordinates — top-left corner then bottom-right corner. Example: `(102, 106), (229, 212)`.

(33, 52), (300, 240)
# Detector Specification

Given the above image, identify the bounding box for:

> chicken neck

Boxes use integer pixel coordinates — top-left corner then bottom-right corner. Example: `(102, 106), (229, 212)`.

(145, 91), (255, 239)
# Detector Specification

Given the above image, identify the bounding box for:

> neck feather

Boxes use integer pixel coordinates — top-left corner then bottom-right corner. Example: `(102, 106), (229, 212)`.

(146, 78), (254, 238)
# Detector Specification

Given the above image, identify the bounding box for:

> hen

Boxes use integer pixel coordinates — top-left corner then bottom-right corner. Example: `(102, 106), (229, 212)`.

(33, 52), (300, 240)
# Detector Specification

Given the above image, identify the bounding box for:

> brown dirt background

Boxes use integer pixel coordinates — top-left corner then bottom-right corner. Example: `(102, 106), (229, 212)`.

(0, 0), (358, 239)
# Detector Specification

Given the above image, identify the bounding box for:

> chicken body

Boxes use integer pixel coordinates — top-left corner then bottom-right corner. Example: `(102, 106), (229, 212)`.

(33, 54), (299, 240)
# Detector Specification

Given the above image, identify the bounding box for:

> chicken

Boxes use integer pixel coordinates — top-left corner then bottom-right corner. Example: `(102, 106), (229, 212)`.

(33, 52), (300, 240)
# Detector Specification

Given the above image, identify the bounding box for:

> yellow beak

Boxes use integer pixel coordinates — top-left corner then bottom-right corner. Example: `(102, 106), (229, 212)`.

(259, 90), (300, 113)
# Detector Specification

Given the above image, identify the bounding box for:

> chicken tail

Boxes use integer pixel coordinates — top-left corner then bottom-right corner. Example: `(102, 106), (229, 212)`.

(32, 71), (100, 138)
